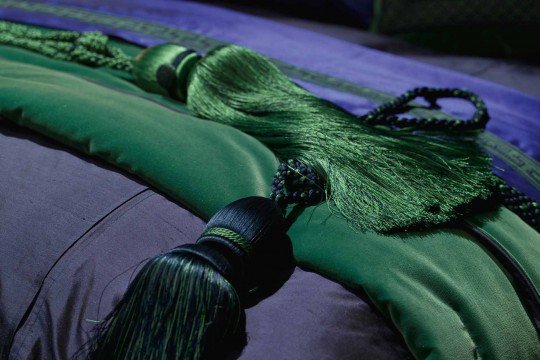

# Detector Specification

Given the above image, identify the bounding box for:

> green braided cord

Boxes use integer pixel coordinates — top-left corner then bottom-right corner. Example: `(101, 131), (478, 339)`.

(0, 21), (133, 71)
(200, 227), (253, 253)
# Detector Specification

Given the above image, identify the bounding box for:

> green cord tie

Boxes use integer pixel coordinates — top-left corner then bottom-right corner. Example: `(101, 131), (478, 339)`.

(200, 227), (253, 254)
(0, 21), (133, 71)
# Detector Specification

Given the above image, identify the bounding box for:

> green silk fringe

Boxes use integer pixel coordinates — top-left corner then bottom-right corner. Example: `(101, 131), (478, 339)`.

(0, 19), (497, 231)
(90, 254), (245, 359)
(187, 45), (496, 232)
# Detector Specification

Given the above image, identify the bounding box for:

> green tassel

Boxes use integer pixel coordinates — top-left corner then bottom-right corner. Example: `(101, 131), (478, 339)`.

(90, 254), (246, 359)
(0, 19), (496, 231)
(184, 45), (495, 232)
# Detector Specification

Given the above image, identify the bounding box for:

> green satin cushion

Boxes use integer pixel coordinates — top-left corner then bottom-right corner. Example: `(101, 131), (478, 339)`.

(291, 206), (540, 359)
(0, 48), (538, 359)
(0, 56), (277, 219)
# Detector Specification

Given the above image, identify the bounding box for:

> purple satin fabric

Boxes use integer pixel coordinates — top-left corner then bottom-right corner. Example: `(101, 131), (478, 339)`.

(0, 0), (538, 200)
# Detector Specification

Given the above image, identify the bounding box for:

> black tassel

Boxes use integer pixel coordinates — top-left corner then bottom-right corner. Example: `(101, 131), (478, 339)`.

(89, 197), (290, 359)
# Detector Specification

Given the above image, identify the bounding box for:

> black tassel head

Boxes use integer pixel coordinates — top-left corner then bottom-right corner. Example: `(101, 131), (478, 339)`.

(89, 197), (290, 359)
(199, 196), (292, 304)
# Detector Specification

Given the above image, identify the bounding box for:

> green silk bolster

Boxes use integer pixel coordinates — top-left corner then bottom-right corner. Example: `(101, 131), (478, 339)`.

(1, 47), (539, 359)
(290, 206), (540, 359)
(0, 53), (277, 218)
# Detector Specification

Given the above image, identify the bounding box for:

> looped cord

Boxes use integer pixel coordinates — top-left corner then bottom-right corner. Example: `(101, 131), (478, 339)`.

(358, 87), (490, 131)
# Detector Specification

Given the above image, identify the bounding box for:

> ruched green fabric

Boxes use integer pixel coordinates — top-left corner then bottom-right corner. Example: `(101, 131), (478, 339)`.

(0, 47), (539, 359)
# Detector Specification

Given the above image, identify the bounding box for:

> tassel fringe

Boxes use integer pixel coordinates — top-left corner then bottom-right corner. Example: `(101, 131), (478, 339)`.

(187, 45), (496, 231)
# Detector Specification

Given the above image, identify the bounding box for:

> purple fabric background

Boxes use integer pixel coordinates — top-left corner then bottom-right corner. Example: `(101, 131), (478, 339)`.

(0, 0), (538, 200)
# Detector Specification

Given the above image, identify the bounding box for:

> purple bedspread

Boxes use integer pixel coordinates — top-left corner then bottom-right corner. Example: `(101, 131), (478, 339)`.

(0, 0), (538, 200)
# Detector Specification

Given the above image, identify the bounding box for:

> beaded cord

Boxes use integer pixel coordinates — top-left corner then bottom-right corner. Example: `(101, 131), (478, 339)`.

(0, 21), (132, 71)
(270, 159), (324, 208)
(497, 182), (540, 231)
(358, 87), (489, 131)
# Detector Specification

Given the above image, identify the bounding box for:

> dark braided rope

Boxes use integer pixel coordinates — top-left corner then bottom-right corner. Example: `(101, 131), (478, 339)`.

(358, 87), (489, 131)
(497, 182), (540, 231)
(270, 159), (324, 208)
(358, 86), (539, 230)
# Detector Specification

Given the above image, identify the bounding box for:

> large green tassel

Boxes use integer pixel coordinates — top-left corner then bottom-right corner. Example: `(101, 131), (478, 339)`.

(0, 20), (496, 231)
(180, 45), (495, 231)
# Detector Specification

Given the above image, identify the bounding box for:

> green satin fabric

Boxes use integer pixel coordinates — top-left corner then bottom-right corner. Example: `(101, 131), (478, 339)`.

(291, 206), (540, 359)
(1, 46), (539, 359)
(0, 47), (277, 219)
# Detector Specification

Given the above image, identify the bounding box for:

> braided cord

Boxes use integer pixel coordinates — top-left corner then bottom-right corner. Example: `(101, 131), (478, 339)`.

(497, 182), (540, 231)
(358, 87), (489, 131)
(201, 227), (253, 253)
(270, 159), (324, 208)
(354, 86), (540, 230)
(0, 21), (133, 71)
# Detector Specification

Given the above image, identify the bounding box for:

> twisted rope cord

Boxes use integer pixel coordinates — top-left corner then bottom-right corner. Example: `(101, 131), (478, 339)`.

(358, 87), (489, 131)
(356, 87), (539, 230)
(497, 182), (540, 231)
(0, 21), (133, 71)
(201, 227), (253, 253)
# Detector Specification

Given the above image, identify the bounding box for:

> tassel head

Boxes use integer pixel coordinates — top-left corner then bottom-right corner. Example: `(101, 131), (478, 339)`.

(133, 44), (200, 101)
(90, 197), (290, 359)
